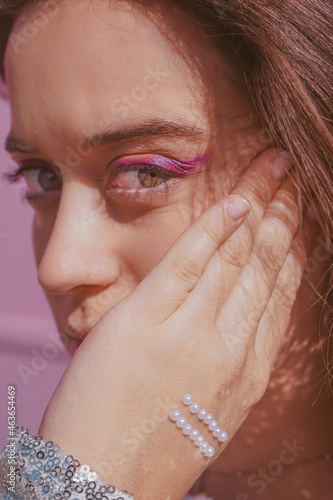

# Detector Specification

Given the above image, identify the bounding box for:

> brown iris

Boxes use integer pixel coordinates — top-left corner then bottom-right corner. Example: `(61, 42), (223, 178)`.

(138, 168), (172, 188)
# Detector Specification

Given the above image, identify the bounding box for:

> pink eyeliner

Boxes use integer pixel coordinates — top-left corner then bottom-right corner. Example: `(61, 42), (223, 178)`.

(112, 151), (210, 176)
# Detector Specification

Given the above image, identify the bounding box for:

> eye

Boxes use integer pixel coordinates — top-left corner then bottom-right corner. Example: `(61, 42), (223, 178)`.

(7, 161), (62, 198)
(105, 154), (205, 205)
(109, 163), (176, 189)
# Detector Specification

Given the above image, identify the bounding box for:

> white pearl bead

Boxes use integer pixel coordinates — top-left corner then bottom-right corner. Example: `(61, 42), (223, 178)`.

(182, 424), (193, 436)
(208, 420), (218, 431)
(194, 436), (205, 447)
(205, 447), (215, 458)
(189, 402), (200, 414)
(182, 394), (193, 406)
(200, 442), (209, 453)
(198, 409), (208, 421)
(189, 429), (200, 441)
(170, 410), (181, 422)
(204, 413), (214, 425)
(218, 431), (228, 443)
(176, 417), (187, 429)
(213, 427), (222, 438)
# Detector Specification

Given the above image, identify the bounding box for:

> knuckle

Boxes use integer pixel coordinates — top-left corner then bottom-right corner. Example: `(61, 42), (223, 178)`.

(268, 214), (294, 242)
(272, 280), (298, 309)
(255, 240), (284, 277)
(272, 250), (303, 309)
(270, 193), (300, 231)
(277, 185), (299, 207)
(218, 242), (248, 270)
(197, 219), (221, 247)
(170, 257), (201, 286)
(244, 175), (272, 210)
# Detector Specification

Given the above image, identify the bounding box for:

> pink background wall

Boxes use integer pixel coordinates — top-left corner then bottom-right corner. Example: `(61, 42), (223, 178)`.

(0, 98), (70, 447)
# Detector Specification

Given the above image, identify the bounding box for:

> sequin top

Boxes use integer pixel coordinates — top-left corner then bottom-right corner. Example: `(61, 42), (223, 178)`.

(0, 426), (135, 499)
(0, 427), (215, 499)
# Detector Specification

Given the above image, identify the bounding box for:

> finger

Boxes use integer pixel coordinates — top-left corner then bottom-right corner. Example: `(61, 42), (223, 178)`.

(134, 194), (251, 324)
(254, 226), (307, 366)
(252, 211), (324, 385)
(171, 151), (296, 323)
(217, 174), (300, 338)
(182, 149), (295, 313)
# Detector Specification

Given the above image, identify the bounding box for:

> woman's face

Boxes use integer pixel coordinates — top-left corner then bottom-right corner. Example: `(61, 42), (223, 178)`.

(5, 0), (265, 355)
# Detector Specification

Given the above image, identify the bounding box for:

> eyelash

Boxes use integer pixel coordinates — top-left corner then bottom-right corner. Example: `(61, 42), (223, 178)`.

(4, 163), (57, 189)
(4, 161), (185, 204)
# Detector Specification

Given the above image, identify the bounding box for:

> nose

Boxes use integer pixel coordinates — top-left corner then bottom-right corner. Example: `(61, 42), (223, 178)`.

(37, 181), (122, 295)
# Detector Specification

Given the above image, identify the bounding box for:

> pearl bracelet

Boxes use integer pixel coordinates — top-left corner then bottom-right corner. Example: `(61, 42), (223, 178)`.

(169, 394), (229, 459)
(183, 394), (228, 443)
(169, 410), (215, 458)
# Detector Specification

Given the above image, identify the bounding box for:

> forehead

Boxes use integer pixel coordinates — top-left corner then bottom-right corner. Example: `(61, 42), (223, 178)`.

(4, 0), (243, 147)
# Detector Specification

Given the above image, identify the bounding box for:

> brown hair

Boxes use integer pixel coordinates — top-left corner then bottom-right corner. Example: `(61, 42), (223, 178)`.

(0, 0), (332, 385)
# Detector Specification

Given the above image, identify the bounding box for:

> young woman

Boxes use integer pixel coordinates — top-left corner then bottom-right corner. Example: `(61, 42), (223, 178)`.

(0, 0), (332, 498)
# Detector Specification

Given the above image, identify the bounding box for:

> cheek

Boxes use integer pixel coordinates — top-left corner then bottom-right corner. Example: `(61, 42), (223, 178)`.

(121, 204), (195, 281)
(123, 177), (232, 281)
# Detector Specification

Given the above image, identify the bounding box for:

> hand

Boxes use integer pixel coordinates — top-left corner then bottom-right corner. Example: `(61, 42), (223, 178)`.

(39, 149), (316, 499)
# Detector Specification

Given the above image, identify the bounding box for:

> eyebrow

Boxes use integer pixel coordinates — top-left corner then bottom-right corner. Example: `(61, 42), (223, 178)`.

(5, 137), (37, 154)
(5, 120), (207, 154)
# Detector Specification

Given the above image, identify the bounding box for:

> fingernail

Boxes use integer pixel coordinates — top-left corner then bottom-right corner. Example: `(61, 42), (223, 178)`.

(227, 197), (251, 220)
(271, 152), (294, 180)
